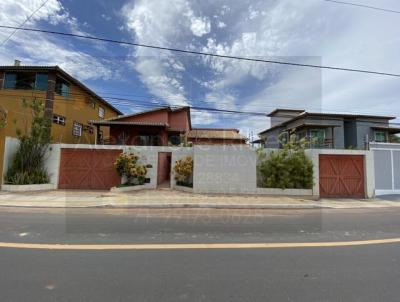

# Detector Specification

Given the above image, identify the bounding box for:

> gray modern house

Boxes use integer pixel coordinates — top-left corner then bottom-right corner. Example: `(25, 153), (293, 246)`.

(258, 109), (400, 149)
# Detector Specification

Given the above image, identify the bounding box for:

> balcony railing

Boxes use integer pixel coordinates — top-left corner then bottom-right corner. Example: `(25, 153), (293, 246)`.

(304, 138), (334, 149)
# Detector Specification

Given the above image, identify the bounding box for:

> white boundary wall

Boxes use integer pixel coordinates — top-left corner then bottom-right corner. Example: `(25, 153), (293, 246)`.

(1, 138), (195, 190)
(59, 144), (194, 190)
(1, 137), (375, 198)
(2, 137), (60, 189)
(193, 145), (258, 194)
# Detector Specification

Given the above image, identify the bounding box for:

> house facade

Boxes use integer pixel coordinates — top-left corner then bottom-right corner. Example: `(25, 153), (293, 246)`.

(0, 64), (122, 176)
(259, 109), (400, 149)
(91, 107), (247, 146)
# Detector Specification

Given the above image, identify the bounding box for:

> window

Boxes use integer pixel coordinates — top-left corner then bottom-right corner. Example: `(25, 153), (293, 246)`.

(168, 134), (182, 146)
(3, 72), (48, 90)
(374, 131), (386, 142)
(55, 78), (70, 97)
(98, 106), (105, 118)
(310, 129), (326, 147)
(72, 121), (82, 137)
(4, 72), (36, 89)
(139, 134), (161, 146)
(279, 131), (289, 145)
(35, 73), (48, 91)
(53, 114), (65, 126)
(4, 73), (17, 89)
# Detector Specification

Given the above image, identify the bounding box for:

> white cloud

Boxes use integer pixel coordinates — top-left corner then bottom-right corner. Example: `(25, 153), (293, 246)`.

(121, 0), (400, 131)
(248, 6), (260, 20)
(121, 0), (202, 106)
(204, 91), (237, 111)
(0, 0), (115, 81)
(217, 21), (226, 28)
(134, 57), (187, 105)
(191, 111), (218, 125)
(189, 16), (211, 37)
(101, 14), (111, 21)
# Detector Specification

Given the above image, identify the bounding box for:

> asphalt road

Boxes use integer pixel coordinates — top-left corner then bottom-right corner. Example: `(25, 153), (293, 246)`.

(1, 207), (400, 302)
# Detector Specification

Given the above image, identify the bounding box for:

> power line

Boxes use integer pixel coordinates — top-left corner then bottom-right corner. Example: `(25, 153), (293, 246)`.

(1, 25), (400, 78)
(7, 78), (400, 118)
(4, 88), (400, 121)
(4, 77), (400, 118)
(7, 92), (400, 130)
(5, 90), (400, 129)
(0, 0), (50, 47)
(323, 0), (400, 14)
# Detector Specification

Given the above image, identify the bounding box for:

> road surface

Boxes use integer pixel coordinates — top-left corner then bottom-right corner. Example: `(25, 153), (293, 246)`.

(0, 207), (400, 301)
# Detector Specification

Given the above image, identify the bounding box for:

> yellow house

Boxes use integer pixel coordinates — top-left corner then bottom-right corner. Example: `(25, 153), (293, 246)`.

(0, 64), (122, 181)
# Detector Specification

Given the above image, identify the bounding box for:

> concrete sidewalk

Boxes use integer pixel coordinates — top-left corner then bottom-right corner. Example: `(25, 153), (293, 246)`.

(0, 189), (399, 209)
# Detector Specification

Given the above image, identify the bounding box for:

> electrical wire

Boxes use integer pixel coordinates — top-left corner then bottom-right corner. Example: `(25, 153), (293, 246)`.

(3, 89), (400, 122)
(0, 25), (400, 78)
(323, 0), (400, 14)
(0, 0), (51, 47)
(3, 91), (400, 129)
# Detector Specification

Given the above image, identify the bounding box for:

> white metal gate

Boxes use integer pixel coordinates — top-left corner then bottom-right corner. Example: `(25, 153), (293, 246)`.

(370, 143), (400, 195)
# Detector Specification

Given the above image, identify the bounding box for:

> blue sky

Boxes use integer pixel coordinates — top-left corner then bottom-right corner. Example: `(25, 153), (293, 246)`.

(0, 0), (399, 139)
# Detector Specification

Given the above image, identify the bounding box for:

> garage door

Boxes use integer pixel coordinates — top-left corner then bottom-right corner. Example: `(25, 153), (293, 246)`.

(319, 155), (365, 198)
(59, 149), (122, 190)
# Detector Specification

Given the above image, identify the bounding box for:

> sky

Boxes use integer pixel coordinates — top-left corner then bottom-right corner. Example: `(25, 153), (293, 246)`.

(0, 0), (399, 140)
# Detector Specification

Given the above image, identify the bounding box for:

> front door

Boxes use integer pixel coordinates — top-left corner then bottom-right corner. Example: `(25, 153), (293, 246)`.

(157, 152), (172, 187)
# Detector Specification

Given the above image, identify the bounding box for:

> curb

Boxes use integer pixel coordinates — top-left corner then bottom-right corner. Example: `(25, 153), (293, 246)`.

(0, 202), (398, 210)
(0, 202), (327, 209)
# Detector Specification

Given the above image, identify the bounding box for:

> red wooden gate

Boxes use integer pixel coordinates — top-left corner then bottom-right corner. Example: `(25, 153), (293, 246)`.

(319, 155), (365, 198)
(59, 149), (122, 190)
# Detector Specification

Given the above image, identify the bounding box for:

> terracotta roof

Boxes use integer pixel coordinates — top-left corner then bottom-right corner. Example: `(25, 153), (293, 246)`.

(89, 120), (168, 127)
(0, 65), (123, 115)
(106, 106), (190, 121)
(187, 128), (246, 140)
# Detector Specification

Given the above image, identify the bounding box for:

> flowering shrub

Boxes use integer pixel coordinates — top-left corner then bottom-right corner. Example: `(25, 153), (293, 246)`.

(173, 156), (193, 187)
(114, 153), (147, 185)
(129, 165), (147, 183)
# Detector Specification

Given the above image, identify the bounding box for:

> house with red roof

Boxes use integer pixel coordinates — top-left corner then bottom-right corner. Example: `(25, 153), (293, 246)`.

(90, 106), (247, 146)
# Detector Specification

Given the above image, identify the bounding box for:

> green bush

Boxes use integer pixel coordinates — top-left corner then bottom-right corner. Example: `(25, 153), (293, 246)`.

(4, 98), (51, 185)
(257, 136), (313, 189)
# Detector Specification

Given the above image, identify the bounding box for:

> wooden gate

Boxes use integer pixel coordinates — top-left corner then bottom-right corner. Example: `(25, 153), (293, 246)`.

(319, 155), (365, 198)
(59, 149), (122, 190)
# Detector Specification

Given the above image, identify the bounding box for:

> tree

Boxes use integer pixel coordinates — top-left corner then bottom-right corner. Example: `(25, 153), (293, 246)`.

(5, 98), (51, 185)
